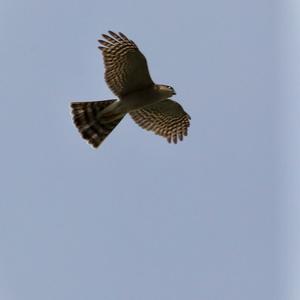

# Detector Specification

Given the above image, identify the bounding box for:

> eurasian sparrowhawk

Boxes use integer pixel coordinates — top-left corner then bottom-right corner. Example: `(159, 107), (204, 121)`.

(71, 31), (191, 148)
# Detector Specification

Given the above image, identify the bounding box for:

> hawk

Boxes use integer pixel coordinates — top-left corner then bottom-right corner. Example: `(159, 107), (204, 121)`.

(71, 31), (191, 148)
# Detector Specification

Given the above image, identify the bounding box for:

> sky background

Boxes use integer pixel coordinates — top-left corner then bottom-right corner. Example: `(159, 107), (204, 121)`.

(0, 0), (299, 299)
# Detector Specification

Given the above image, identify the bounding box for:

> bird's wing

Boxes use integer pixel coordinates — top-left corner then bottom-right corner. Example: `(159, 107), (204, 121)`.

(130, 99), (191, 143)
(98, 31), (154, 97)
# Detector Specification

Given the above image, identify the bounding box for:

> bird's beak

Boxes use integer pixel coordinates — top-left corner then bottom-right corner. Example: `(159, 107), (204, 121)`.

(173, 91), (176, 95)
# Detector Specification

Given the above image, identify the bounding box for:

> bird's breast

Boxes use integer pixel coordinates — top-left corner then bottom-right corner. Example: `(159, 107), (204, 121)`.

(120, 88), (163, 113)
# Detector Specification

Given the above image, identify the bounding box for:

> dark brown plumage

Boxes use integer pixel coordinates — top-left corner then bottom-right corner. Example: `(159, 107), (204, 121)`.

(71, 100), (124, 148)
(130, 100), (191, 143)
(98, 31), (154, 97)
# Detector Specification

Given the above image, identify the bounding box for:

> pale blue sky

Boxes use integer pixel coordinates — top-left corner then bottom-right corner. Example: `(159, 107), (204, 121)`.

(0, 0), (298, 299)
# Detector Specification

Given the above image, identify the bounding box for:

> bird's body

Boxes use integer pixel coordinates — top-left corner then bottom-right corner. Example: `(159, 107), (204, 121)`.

(108, 85), (175, 115)
(71, 31), (191, 148)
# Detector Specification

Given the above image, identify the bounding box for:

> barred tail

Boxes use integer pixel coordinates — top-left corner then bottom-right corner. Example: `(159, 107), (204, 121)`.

(70, 100), (124, 148)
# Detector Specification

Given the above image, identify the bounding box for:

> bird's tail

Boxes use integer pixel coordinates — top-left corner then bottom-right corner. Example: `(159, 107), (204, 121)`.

(70, 99), (125, 148)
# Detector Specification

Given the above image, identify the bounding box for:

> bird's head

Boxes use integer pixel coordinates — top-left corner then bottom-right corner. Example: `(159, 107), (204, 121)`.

(157, 84), (176, 98)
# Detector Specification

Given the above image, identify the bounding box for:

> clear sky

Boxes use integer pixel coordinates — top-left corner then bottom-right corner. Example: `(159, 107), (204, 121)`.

(0, 0), (298, 299)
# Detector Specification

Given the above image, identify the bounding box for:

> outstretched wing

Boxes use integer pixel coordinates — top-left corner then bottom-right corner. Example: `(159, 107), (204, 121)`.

(98, 31), (154, 97)
(130, 99), (191, 143)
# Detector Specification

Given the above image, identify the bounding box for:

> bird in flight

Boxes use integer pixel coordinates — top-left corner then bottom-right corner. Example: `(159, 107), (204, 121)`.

(70, 31), (191, 148)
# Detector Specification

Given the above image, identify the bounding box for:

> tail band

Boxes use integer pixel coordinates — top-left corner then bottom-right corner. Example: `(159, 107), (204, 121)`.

(70, 100), (124, 148)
